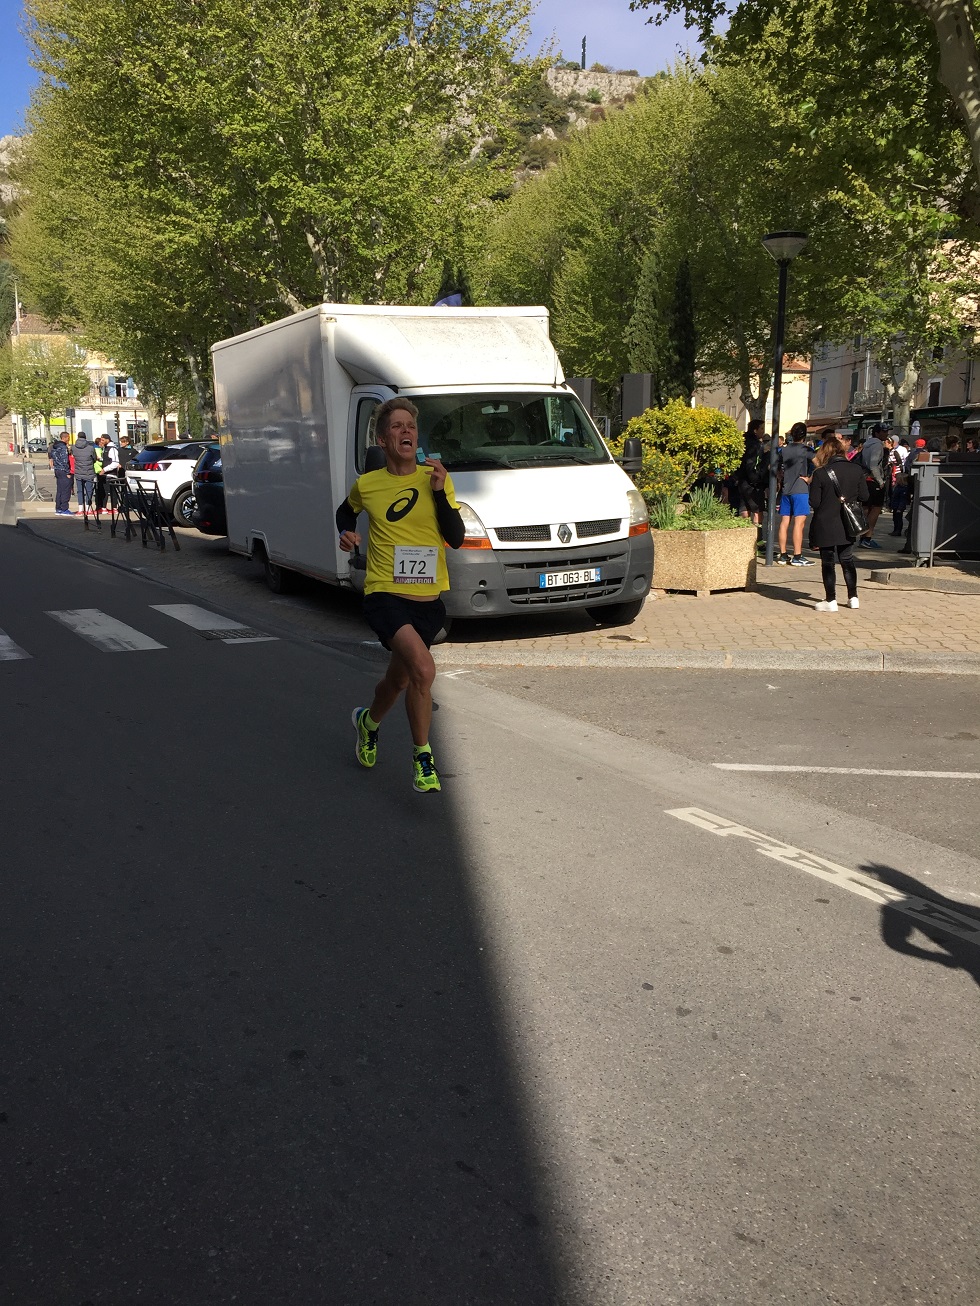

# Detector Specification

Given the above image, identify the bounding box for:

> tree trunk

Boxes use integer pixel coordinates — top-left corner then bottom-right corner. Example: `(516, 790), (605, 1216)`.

(911, 0), (980, 219)
(882, 357), (922, 440)
(146, 399), (166, 440)
(181, 342), (216, 431)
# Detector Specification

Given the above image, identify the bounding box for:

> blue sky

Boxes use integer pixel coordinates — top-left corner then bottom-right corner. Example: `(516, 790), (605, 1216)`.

(0, 0), (698, 138)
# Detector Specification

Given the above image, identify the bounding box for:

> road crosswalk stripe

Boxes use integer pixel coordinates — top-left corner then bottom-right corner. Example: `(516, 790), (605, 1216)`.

(46, 608), (166, 652)
(0, 629), (31, 661)
(150, 603), (277, 643)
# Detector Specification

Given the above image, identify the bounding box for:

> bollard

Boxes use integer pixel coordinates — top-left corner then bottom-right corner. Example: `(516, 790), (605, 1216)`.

(1, 473), (21, 525)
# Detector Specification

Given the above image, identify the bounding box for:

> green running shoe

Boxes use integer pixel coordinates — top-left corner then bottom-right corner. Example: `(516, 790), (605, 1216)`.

(412, 750), (441, 793)
(352, 707), (379, 768)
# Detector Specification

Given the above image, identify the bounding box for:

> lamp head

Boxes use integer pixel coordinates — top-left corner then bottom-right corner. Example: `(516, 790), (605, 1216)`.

(762, 230), (808, 263)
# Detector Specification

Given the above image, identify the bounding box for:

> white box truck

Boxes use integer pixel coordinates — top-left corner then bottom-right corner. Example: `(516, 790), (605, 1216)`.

(211, 304), (653, 629)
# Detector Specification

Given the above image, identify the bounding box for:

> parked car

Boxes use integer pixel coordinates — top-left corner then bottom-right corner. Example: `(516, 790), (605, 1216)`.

(191, 444), (226, 535)
(127, 440), (211, 526)
(27, 437), (49, 454)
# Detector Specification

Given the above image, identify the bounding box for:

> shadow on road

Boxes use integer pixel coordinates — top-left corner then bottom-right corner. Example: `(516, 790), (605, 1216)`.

(0, 635), (569, 1303)
(861, 861), (980, 990)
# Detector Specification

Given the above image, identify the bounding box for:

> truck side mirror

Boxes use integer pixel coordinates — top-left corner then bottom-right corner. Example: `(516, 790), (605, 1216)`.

(621, 437), (643, 476)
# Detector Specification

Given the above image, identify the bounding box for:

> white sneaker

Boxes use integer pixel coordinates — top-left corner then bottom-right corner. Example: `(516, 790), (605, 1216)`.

(848, 597), (860, 609)
(815, 600), (838, 612)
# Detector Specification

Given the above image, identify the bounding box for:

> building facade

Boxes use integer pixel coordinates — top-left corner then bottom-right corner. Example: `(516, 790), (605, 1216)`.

(807, 337), (980, 442)
(7, 314), (177, 452)
(694, 358), (812, 434)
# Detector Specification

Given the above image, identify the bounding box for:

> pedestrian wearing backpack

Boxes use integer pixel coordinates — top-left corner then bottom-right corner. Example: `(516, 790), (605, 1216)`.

(857, 424), (891, 548)
(736, 419), (767, 527)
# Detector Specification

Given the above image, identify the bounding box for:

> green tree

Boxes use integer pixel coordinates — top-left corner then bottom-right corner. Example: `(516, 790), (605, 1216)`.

(0, 336), (89, 442)
(479, 72), (700, 404)
(835, 185), (978, 435)
(14, 0), (538, 422)
(630, 0), (980, 221)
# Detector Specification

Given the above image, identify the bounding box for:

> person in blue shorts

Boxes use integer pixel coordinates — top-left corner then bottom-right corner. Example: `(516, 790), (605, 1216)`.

(776, 423), (815, 566)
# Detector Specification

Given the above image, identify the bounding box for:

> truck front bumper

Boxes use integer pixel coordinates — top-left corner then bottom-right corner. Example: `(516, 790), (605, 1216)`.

(443, 531), (654, 619)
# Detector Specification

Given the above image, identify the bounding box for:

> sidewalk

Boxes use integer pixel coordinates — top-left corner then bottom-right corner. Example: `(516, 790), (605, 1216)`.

(438, 534), (980, 670)
(8, 457), (980, 673)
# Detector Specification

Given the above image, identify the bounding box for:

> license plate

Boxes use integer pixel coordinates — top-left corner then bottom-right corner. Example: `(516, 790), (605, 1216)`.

(539, 567), (601, 589)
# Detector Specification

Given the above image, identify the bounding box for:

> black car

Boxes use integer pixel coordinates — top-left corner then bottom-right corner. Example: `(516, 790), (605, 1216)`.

(132, 440), (211, 470)
(191, 444), (226, 535)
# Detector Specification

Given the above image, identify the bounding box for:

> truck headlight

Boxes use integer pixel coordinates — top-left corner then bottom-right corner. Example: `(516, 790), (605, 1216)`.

(627, 488), (649, 535)
(458, 502), (492, 549)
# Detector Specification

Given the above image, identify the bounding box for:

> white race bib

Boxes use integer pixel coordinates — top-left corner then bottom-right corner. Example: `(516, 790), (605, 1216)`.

(393, 545), (438, 585)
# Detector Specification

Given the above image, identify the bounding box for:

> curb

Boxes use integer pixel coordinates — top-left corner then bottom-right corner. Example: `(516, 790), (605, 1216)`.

(433, 647), (980, 674)
(869, 566), (980, 595)
(14, 518), (980, 676)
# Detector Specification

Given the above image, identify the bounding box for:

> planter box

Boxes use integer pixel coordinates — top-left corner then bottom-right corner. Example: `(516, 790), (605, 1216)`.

(652, 527), (758, 595)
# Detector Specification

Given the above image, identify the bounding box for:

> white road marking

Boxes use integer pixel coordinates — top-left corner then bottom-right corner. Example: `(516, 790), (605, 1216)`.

(713, 764), (980, 780)
(666, 806), (980, 946)
(150, 603), (277, 643)
(46, 609), (165, 652)
(0, 630), (31, 661)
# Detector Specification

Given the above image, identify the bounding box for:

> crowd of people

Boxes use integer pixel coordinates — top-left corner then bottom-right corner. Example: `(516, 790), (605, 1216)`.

(47, 430), (135, 517)
(721, 419), (975, 612)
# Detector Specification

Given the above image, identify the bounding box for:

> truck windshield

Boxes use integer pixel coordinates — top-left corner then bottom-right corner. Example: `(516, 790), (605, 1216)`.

(408, 392), (610, 470)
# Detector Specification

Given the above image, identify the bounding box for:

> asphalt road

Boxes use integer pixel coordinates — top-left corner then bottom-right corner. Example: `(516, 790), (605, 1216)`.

(1, 524), (978, 1305)
(469, 668), (980, 861)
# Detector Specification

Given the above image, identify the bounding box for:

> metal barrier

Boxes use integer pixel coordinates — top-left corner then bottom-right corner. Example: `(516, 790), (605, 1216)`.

(80, 477), (180, 551)
(908, 457), (980, 565)
(20, 460), (52, 503)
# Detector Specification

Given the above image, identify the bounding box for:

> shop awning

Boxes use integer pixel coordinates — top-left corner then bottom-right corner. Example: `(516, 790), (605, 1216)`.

(910, 405), (970, 424)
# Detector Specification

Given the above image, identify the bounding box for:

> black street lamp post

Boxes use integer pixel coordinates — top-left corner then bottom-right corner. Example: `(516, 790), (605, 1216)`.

(761, 231), (808, 567)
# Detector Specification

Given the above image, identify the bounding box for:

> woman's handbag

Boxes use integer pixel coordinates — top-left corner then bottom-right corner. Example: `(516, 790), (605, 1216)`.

(827, 469), (867, 539)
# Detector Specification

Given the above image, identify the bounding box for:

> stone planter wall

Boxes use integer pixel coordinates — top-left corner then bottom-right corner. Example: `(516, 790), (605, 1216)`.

(652, 527), (758, 595)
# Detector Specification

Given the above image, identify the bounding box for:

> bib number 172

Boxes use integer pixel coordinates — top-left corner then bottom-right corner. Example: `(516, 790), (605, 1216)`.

(393, 545), (438, 584)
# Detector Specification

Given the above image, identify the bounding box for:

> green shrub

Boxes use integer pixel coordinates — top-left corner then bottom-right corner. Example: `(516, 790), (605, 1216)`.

(585, 88), (603, 104)
(609, 399), (743, 500)
(634, 448), (689, 502)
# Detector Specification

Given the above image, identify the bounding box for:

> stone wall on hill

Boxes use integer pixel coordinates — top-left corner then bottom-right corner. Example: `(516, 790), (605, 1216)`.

(545, 68), (645, 104)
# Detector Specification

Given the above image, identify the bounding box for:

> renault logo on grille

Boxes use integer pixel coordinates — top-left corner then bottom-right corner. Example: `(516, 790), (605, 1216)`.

(557, 523), (572, 544)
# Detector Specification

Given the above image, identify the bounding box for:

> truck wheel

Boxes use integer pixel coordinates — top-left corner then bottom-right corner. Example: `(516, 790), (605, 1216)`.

(431, 618), (453, 645)
(265, 558), (292, 593)
(171, 488), (196, 527)
(587, 597), (645, 627)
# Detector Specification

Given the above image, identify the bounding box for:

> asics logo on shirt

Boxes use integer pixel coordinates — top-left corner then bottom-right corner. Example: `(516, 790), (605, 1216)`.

(386, 489), (419, 522)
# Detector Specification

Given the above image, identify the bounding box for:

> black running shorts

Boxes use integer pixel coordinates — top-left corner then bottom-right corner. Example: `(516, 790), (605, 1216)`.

(865, 480), (885, 508)
(363, 593), (447, 651)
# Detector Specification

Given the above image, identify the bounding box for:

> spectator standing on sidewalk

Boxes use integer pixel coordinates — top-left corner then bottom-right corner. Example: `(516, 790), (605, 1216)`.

(736, 418), (767, 527)
(48, 431), (74, 516)
(857, 424), (891, 549)
(776, 422), (815, 566)
(887, 438), (911, 536)
(93, 435), (113, 511)
(72, 432), (97, 514)
(808, 435), (869, 612)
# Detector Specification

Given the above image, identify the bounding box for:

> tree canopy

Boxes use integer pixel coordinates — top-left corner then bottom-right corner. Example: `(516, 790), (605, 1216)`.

(0, 335), (89, 433)
(630, 0), (980, 224)
(478, 33), (979, 431)
(13, 0), (538, 420)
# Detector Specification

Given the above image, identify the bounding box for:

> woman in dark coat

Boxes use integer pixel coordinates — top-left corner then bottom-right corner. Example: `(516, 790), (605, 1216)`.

(808, 435), (870, 612)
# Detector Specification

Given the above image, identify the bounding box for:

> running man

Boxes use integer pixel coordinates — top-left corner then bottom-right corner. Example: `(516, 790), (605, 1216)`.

(336, 398), (464, 793)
